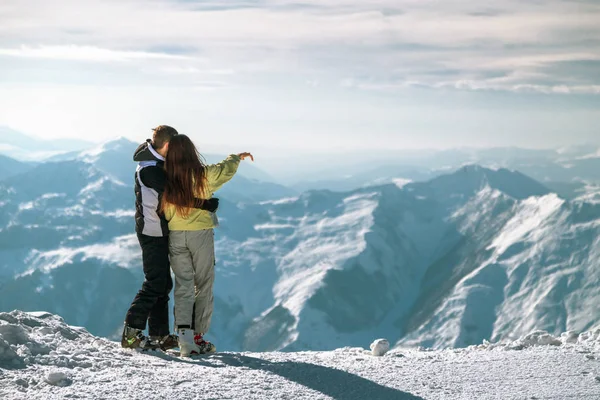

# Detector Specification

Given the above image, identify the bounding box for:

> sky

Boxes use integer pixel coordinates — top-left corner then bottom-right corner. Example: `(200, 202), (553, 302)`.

(0, 0), (599, 153)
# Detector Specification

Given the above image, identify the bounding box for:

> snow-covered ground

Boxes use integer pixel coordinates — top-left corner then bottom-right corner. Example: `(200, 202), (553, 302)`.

(2, 311), (600, 399)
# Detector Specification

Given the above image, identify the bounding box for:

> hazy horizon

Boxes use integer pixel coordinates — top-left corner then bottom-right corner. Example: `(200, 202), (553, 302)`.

(2, 125), (600, 157)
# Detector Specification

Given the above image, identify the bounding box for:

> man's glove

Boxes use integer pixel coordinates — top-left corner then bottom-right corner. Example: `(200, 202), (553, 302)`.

(194, 197), (219, 213)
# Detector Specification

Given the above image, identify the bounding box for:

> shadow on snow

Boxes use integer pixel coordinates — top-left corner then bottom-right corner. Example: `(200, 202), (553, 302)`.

(213, 353), (423, 400)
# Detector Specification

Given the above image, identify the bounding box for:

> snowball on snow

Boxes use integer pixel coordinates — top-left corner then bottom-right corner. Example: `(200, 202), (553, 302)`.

(370, 339), (390, 356)
(45, 371), (71, 386)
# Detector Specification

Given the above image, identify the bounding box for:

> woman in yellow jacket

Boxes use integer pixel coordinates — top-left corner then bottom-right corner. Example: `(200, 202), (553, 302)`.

(161, 134), (253, 356)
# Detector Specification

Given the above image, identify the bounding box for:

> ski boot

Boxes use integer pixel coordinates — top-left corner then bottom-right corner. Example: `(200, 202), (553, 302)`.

(178, 328), (202, 357)
(151, 334), (179, 351)
(121, 325), (158, 351)
(194, 333), (216, 354)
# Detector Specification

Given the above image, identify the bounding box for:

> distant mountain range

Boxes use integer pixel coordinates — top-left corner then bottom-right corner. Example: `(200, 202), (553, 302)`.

(3, 126), (600, 196)
(290, 145), (600, 196)
(1, 136), (598, 351)
(0, 126), (93, 161)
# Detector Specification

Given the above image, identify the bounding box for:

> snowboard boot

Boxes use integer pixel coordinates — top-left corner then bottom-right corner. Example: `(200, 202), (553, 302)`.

(177, 328), (201, 357)
(151, 334), (179, 351)
(194, 333), (216, 354)
(121, 325), (157, 350)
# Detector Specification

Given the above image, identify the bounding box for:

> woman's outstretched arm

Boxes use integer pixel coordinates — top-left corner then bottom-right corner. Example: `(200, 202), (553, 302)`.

(206, 152), (254, 193)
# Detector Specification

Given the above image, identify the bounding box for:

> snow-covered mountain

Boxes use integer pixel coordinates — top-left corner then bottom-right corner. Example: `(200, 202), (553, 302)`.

(399, 188), (600, 348)
(233, 165), (596, 352)
(0, 137), (293, 334)
(1, 310), (600, 400)
(0, 158), (135, 292)
(1, 157), (599, 352)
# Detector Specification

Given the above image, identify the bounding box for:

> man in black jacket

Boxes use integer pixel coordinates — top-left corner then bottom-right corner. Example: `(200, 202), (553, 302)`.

(122, 125), (218, 350)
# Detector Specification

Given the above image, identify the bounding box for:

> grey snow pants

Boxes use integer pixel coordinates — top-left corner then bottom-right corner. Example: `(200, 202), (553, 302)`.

(169, 229), (215, 334)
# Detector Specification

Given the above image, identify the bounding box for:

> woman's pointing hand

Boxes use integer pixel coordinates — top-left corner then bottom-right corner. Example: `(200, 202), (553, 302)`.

(238, 152), (254, 162)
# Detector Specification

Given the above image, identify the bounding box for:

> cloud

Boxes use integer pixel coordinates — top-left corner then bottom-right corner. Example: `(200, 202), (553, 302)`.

(0, 0), (599, 94)
(159, 66), (235, 75)
(0, 45), (190, 62)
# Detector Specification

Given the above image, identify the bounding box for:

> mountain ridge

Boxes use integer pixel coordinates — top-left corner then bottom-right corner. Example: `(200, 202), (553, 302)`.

(0, 164), (598, 352)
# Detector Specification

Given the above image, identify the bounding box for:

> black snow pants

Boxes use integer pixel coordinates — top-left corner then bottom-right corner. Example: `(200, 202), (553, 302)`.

(125, 234), (173, 337)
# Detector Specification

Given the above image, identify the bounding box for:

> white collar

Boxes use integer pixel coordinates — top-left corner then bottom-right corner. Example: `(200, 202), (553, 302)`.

(148, 142), (165, 161)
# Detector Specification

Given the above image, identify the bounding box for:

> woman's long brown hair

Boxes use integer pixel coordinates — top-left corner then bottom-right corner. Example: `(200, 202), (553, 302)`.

(161, 134), (208, 218)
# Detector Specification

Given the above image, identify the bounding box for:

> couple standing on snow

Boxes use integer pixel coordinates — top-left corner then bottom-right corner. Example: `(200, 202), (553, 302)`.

(121, 125), (253, 356)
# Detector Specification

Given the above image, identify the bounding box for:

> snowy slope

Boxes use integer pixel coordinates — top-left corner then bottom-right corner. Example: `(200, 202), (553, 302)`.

(0, 160), (133, 282)
(399, 189), (600, 349)
(1, 311), (600, 400)
(0, 161), (132, 248)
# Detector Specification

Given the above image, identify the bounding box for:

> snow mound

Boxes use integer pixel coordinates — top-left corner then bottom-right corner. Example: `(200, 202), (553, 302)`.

(0, 310), (109, 370)
(474, 328), (600, 351)
(508, 331), (563, 349)
(370, 339), (390, 356)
